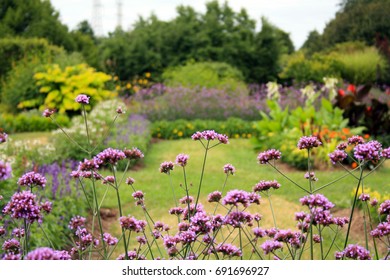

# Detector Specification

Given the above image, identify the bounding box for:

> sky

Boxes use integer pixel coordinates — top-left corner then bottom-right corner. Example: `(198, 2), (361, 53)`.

(50, 0), (341, 49)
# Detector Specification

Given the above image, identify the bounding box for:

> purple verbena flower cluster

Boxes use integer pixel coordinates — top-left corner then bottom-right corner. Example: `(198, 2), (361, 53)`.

(222, 189), (259, 208)
(223, 164), (235, 175)
(26, 247), (71, 260)
(0, 132), (7, 143)
(253, 180), (281, 192)
(175, 154), (189, 167)
(328, 149), (348, 164)
(257, 149), (281, 164)
(17, 171), (47, 189)
(75, 94), (90, 104)
(0, 161), (12, 181)
(354, 141), (382, 161)
(335, 244), (371, 260)
(159, 161), (174, 174)
(191, 130), (229, 144)
(119, 215), (146, 232)
(2, 191), (43, 223)
(297, 136), (322, 150)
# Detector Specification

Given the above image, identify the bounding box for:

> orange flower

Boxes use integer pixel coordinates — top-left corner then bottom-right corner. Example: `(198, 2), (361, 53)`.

(364, 134), (370, 139)
(351, 162), (358, 169)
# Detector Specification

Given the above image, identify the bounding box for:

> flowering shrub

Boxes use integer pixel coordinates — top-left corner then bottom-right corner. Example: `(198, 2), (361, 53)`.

(1, 96), (390, 260)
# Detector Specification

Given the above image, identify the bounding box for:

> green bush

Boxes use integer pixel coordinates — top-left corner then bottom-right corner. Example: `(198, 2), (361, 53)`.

(162, 61), (247, 91)
(151, 118), (257, 140)
(279, 51), (342, 83)
(0, 37), (62, 79)
(333, 46), (388, 84)
(18, 63), (115, 114)
(0, 111), (70, 133)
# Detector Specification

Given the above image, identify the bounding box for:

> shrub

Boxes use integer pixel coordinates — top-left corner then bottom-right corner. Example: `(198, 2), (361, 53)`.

(162, 61), (246, 91)
(0, 37), (62, 79)
(19, 64), (115, 113)
(1, 52), (85, 113)
(332, 45), (388, 84)
(0, 111), (70, 133)
(151, 118), (256, 140)
(279, 51), (342, 83)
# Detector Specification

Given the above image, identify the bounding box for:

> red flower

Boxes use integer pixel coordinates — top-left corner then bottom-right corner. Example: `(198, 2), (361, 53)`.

(338, 89), (345, 96)
(347, 84), (356, 94)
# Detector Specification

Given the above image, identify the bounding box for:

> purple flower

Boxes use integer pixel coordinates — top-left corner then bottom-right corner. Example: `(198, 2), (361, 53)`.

(224, 211), (253, 228)
(95, 148), (126, 165)
(257, 149), (281, 164)
(190, 212), (212, 234)
(253, 227), (267, 238)
(253, 180), (281, 192)
(313, 234), (322, 243)
(136, 236), (147, 245)
(123, 147), (144, 160)
(26, 247), (71, 260)
(261, 240), (283, 255)
(0, 132), (8, 144)
(103, 176), (115, 185)
(382, 147), (390, 159)
(2, 239), (20, 253)
(223, 164), (236, 175)
(358, 193), (370, 202)
(370, 198), (378, 207)
(297, 136), (322, 150)
(354, 141), (382, 161)
(17, 171), (47, 188)
(119, 216), (146, 232)
(0, 161), (12, 181)
(329, 150), (348, 164)
(299, 194), (334, 210)
(116, 106), (124, 114)
(348, 135), (365, 145)
(379, 200), (390, 215)
(336, 244), (371, 260)
(163, 235), (180, 249)
(42, 109), (55, 118)
(169, 207), (184, 215)
(125, 177), (135, 185)
(175, 153), (189, 167)
(40, 201), (53, 214)
(2, 253), (21, 260)
(159, 161), (174, 174)
(216, 243), (242, 257)
(304, 172), (318, 181)
(222, 190), (251, 207)
(370, 221), (390, 238)
(179, 230), (197, 244)
(336, 142), (348, 150)
(116, 250), (146, 260)
(179, 196), (194, 204)
(191, 130), (229, 144)
(3, 191), (42, 223)
(75, 94), (90, 104)
(68, 215), (87, 230)
(132, 190), (144, 200)
(207, 191), (222, 203)
(103, 233), (118, 246)
(0, 227), (5, 236)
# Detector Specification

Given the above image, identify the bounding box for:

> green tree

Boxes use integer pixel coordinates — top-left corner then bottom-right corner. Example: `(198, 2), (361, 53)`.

(0, 0), (75, 50)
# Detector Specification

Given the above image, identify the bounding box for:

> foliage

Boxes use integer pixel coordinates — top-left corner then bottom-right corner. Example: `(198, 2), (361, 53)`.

(279, 51), (343, 83)
(100, 1), (293, 83)
(253, 83), (365, 169)
(162, 61), (246, 91)
(21, 63), (114, 113)
(0, 37), (62, 80)
(151, 118), (256, 140)
(0, 111), (70, 133)
(335, 83), (390, 140)
(0, 0), (76, 51)
(1, 51), (85, 113)
(333, 45), (388, 84)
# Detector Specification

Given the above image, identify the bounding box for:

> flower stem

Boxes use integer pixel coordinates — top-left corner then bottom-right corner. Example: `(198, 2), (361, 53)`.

(194, 140), (210, 211)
